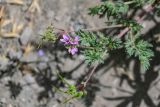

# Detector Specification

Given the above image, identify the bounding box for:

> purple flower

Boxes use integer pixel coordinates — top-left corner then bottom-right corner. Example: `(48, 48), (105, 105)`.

(70, 36), (79, 45)
(60, 34), (79, 55)
(37, 49), (44, 56)
(60, 34), (70, 44)
(68, 47), (78, 55)
(60, 34), (79, 45)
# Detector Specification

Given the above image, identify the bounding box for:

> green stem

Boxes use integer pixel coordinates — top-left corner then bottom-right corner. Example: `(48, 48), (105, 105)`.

(53, 86), (67, 93)
(79, 45), (95, 50)
(124, 1), (135, 5)
(98, 0), (135, 6)
(63, 96), (76, 104)
(55, 70), (70, 86)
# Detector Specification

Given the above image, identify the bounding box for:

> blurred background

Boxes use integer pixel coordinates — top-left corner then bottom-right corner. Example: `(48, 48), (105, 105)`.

(0, 0), (160, 107)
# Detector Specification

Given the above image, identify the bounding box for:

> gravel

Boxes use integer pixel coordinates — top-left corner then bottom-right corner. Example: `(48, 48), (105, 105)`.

(0, 0), (159, 107)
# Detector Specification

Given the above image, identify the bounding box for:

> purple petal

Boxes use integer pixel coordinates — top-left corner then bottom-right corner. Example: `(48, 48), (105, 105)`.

(37, 49), (44, 56)
(68, 47), (78, 55)
(63, 34), (70, 41)
(60, 39), (66, 42)
(74, 36), (79, 41)
(70, 36), (79, 45)
(71, 41), (78, 45)
(72, 47), (78, 52)
(60, 39), (70, 44)
(68, 47), (72, 53)
(60, 34), (71, 44)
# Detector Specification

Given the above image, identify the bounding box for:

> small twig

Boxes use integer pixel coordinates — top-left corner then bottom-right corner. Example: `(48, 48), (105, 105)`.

(20, 58), (55, 64)
(124, 1), (135, 5)
(118, 27), (129, 38)
(97, 1), (135, 6)
(54, 27), (65, 32)
(55, 70), (70, 86)
(63, 96), (76, 104)
(79, 45), (95, 50)
(82, 50), (108, 87)
(54, 24), (124, 33)
(80, 24), (123, 32)
(83, 63), (99, 87)
(118, 4), (154, 38)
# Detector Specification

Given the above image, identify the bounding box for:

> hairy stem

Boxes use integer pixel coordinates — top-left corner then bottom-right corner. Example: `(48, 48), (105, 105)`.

(83, 63), (99, 87)
(54, 24), (123, 33)
(80, 24), (123, 32)
(79, 45), (96, 50)
(124, 1), (135, 5)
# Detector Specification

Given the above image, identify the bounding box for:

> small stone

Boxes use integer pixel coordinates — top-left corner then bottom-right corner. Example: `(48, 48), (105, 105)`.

(37, 62), (47, 70)
(24, 74), (35, 84)
(20, 52), (38, 62)
(20, 27), (33, 45)
(7, 104), (13, 107)
(0, 98), (6, 103)
(7, 49), (22, 60)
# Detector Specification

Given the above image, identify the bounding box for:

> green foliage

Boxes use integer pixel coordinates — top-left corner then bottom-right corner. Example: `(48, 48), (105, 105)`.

(105, 36), (122, 50)
(76, 30), (104, 63)
(134, 0), (155, 6)
(39, 0), (156, 72)
(88, 1), (129, 18)
(65, 84), (85, 98)
(88, 0), (155, 71)
(38, 0), (159, 104)
(125, 34), (154, 71)
(118, 19), (143, 32)
(76, 30), (121, 64)
(41, 25), (57, 42)
(134, 0), (146, 6)
(155, 4), (160, 16)
(54, 71), (86, 103)
(88, 0), (155, 18)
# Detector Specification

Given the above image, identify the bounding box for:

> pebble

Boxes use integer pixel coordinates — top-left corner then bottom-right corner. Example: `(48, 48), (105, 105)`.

(20, 27), (33, 45)
(24, 74), (35, 84)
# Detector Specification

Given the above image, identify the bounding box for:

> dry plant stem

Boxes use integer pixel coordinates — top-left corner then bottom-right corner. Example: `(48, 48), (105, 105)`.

(79, 45), (95, 50)
(97, 1), (135, 6)
(118, 4), (154, 37)
(83, 50), (108, 87)
(80, 24), (123, 32)
(124, 1), (135, 5)
(54, 27), (65, 32)
(118, 27), (129, 38)
(54, 24), (123, 33)
(83, 63), (99, 87)
(19, 58), (55, 64)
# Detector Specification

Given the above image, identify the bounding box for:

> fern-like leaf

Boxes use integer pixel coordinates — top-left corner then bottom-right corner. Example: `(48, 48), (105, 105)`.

(125, 35), (154, 71)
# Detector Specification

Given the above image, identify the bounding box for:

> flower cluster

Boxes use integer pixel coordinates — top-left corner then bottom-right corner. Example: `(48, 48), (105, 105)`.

(60, 34), (79, 55)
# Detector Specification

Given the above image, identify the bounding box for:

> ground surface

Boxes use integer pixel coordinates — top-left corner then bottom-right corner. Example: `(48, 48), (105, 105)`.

(0, 0), (160, 107)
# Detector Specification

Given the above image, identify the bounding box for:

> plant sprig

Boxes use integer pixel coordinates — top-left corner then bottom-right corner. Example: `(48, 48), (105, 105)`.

(54, 70), (86, 103)
(40, 0), (157, 103)
(88, 1), (129, 18)
(125, 33), (154, 71)
(76, 30), (121, 64)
